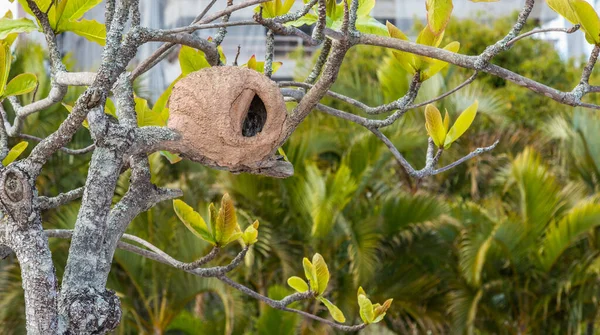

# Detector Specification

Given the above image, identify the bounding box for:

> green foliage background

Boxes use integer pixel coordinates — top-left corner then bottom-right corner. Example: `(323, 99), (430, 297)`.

(3, 13), (600, 335)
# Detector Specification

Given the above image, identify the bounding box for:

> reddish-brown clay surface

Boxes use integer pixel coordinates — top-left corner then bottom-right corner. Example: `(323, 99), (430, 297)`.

(167, 66), (287, 168)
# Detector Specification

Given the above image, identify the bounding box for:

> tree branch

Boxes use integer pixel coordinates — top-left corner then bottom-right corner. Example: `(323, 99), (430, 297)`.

(39, 187), (85, 210)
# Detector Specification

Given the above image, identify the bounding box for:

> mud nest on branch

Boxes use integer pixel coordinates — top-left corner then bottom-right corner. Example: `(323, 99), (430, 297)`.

(167, 66), (292, 178)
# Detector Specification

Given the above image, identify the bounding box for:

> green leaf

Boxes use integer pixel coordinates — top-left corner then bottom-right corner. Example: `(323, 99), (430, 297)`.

(61, 19), (106, 45)
(420, 41), (460, 80)
(287, 13), (318, 27)
(318, 297), (346, 323)
(387, 21), (417, 74)
(209, 203), (218, 238)
(135, 97), (165, 127)
(287, 276), (309, 293)
(570, 0), (600, 44)
(443, 110), (450, 132)
(0, 17), (38, 40)
(242, 55), (282, 74)
(444, 100), (478, 148)
(426, 0), (453, 35)
(280, 0), (295, 15)
(302, 257), (318, 291)
(357, 0), (376, 17)
(17, 0), (53, 19)
(215, 193), (238, 246)
(312, 253), (329, 295)
(3, 73), (37, 98)
(425, 104), (447, 147)
(372, 299), (393, 323)
(160, 151), (182, 164)
(356, 16), (388, 36)
(179, 45), (210, 75)
(60, 0), (102, 21)
(416, 25), (444, 48)
(539, 202), (600, 271)
(173, 199), (215, 244)
(242, 223), (259, 245)
(221, 193), (237, 230)
(546, 0), (579, 24)
(0, 42), (11, 97)
(358, 293), (374, 324)
(2, 141), (28, 166)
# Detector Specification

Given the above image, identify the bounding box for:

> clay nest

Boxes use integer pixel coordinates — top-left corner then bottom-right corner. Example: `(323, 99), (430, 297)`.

(167, 66), (293, 178)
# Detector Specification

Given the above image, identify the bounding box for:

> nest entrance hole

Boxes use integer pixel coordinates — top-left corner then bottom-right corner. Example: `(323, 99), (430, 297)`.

(242, 94), (267, 137)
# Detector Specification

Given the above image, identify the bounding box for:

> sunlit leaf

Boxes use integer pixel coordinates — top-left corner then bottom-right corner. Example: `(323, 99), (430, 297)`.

(303, 257), (318, 291)
(135, 97), (165, 127)
(209, 203), (218, 240)
(443, 110), (450, 132)
(0, 17), (38, 40)
(242, 222), (259, 245)
(2, 141), (28, 166)
(312, 253), (329, 295)
(60, 0), (103, 22)
(179, 45), (210, 75)
(425, 104), (447, 147)
(570, 0), (600, 44)
(444, 100), (478, 148)
(61, 19), (106, 46)
(215, 193), (238, 246)
(318, 297), (346, 323)
(173, 199), (215, 244)
(426, 0), (453, 35)
(387, 22), (417, 74)
(287, 276), (309, 293)
(3, 73), (37, 98)
(420, 41), (460, 80)
(358, 293), (374, 324)
(546, 0), (579, 24)
(0, 42), (11, 97)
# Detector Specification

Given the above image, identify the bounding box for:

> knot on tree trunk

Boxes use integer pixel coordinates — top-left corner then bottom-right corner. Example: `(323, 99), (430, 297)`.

(62, 287), (121, 334)
(0, 167), (33, 225)
(166, 66), (294, 178)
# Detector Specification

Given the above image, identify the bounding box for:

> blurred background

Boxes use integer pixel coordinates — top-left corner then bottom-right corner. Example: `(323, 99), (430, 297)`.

(3, 0), (600, 334)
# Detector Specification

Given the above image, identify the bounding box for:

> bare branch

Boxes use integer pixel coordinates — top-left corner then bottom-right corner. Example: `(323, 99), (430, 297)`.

(6, 85), (68, 137)
(217, 275), (367, 332)
(131, 0), (272, 80)
(42, 227), (366, 332)
(356, 33), (599, 110)
(408, 72), (479, 109)
(305, 38), (332, 85)
(39, 187), (85, 210)
(212, 0), (234, 47)
(506, 25), (580, 47)
(476, 0), (535, 67)
(265, 29), (275, 77)
(433, 140), (500, 174)
(18, 134), (95, 155)
(25, 0), (65, 73)
(140, 28), (219, 66)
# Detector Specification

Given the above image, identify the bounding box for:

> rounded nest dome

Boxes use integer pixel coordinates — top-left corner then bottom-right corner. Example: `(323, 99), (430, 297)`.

(167, 66), (288, 169)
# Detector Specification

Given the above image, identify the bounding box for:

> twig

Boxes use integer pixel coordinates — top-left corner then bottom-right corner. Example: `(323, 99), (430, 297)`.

(408, 72), (479, 109)
(131, 0), (271, 80)
(506, 25), (580, 47)
(18, 134), (95, 155)
(39, 187), (85, 210)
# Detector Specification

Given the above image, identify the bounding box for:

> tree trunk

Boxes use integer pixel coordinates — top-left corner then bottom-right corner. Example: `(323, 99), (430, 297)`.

(10, 224), (59, 334)
(0, 166), (59, 334)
